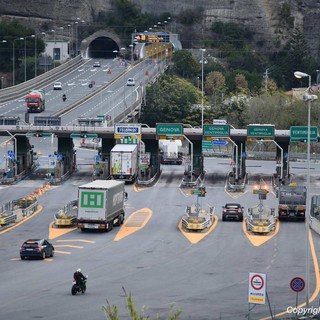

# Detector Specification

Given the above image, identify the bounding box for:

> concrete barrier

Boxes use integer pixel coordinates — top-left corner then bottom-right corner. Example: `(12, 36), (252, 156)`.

(0, 56), (83, 103)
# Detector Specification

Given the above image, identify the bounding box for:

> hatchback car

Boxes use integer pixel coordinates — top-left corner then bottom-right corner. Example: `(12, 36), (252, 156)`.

(20, 239), (54, 260)
(222, 203), (244, 221)
(126, 78), (135, 86)
(93, 61), (101, 67)
(53, 81), (62, 90)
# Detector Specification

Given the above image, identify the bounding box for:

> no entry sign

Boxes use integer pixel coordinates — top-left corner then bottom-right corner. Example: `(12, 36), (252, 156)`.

(248, 272), (266, 305)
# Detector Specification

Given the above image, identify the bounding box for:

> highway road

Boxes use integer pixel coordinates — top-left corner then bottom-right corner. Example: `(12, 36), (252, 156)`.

(1, 157), (320, 319)
(0, 57), (164, 128)
(0, 58), (127, 122)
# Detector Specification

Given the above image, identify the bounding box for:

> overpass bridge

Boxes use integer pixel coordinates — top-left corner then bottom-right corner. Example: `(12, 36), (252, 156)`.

(0, 122), (311, 188)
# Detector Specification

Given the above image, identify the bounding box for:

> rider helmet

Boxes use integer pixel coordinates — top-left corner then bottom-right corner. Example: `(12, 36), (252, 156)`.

(77, 268), (81, 272)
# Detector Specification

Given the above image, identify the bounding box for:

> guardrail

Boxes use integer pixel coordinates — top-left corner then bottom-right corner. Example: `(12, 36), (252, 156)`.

(181, 206), (214, 231)
(0, 197), (38, 228)
(181, 215), (213, 230)
(246, 218), (276, 234)
(0, 212), (17, 226)
(21, 200), (38, 217)
(54, 200), (77, 227)
(0, 56), (83, 103)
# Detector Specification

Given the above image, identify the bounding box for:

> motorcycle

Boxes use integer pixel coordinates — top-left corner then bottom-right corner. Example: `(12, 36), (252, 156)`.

(71, 276), (87, 295)
(62, 94), (67, 102)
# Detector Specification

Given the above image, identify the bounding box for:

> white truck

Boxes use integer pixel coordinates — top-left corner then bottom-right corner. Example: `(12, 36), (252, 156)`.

(159, 140), (183, 165)
(110, 144), (138, 182)
(76, 180), (126, 232)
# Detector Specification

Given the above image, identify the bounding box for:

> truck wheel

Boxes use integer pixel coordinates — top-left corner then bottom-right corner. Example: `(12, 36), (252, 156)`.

(115, 214), (124, 226)
(107, 222), (113, 232)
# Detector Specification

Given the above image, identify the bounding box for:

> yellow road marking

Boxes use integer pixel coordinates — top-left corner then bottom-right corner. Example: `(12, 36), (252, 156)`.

(0, 205), (43, 235)
(48, 221), (77, 240)
(10, 258), (21, 261)
(178, 215), (219, 244)
(114, 208), (152, 241)
(55, 239), (95, 243)
(243, 218), (280, 247)
(54, 250), (71, 255)
(260, 229), (320, 320)
(54, 245), (84, 249)
(133, 183), (146, 192)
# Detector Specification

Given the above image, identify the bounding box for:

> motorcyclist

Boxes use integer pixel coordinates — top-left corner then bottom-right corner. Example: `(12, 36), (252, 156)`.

(73, 268), (86, 291)
(62, 93), (67, 102)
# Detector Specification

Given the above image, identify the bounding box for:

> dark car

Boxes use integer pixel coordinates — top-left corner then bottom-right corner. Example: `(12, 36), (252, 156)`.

(222, 203), (244, 221)
(20, 239), (54, 260)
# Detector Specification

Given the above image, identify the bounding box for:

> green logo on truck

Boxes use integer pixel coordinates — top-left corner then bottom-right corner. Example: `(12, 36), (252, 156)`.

(81, 191), (104, 208)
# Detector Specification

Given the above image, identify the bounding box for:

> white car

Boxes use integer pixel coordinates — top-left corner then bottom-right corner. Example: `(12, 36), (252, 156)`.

(53, 81), (62, 90)
(93, 61), (101, 67)
(126, 78), (135, 86)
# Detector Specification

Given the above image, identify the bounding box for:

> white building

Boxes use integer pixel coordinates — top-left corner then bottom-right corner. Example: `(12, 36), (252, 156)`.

(45, 40), (70, 62)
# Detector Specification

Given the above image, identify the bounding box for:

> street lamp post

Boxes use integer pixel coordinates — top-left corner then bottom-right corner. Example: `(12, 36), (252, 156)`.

(200, 48), (206, 129)
(34, 34), (37, 77)
(51, 30), (56, 68)
(12, 37), (24, 86)
(294, 70), (314, 317)
(24, 35), (35, 82)
(75, 19), (79, 56)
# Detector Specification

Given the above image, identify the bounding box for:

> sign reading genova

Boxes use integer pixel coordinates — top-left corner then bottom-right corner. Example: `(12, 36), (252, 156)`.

(156, 123), (184, 136)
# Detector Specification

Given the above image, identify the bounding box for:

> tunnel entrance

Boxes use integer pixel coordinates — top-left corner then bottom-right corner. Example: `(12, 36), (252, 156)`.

(81, 30), (123, 60)
(88, 37), (119, 59)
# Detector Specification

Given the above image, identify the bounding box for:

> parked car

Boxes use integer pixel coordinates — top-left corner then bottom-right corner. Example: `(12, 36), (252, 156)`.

(20, 239), (55, 260)
(222, 203), (244, 221)
(53, 81), (62, 90)
(93, 61), (101, 67)
(126, 78), (135, 86)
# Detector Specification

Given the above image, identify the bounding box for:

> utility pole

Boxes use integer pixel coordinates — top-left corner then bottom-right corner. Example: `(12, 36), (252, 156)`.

(264, 68), (270, 91)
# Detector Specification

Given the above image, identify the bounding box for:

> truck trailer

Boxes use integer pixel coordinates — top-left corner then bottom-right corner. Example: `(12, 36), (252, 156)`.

(25, 89), (45, 113)
(76, 180), (126, 231)
(110, 144), (138, 182)
(159, 140), (183, 165)
(278, 185), (306, 220)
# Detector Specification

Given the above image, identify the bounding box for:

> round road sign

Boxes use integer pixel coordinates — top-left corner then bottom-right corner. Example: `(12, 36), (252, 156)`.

(290, 277), (305, 293)
(251, 274), (264, 290)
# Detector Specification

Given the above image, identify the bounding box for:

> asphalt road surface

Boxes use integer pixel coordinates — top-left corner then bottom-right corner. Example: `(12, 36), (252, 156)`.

(1, 157), (320, 319)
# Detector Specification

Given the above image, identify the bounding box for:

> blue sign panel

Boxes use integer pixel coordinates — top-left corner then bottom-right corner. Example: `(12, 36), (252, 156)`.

(7, 150), (15, 160)
(212, 140), (227, 146)
(116, 127), (139, 134)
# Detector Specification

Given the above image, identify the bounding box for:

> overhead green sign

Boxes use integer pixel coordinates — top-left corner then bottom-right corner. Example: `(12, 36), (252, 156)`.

(247, 125), (275, 138)
(156, 123), (183, 136)
(203, 124), (230, 137)
(290, 126), (318, 142)
(202, 140), (213, 150)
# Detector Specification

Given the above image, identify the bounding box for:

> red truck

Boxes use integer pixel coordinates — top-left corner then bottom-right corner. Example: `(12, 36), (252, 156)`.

(25, 89), (45, 113)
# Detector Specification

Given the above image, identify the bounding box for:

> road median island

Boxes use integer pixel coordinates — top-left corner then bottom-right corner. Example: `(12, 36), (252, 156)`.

(0, 183), (51, 232)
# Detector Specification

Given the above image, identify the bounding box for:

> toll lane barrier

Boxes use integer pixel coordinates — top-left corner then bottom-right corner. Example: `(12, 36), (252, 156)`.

(0, 212), (17, 226)
(54, 200), (78, 227)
